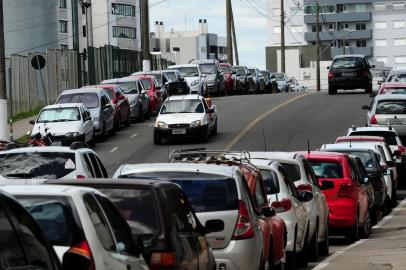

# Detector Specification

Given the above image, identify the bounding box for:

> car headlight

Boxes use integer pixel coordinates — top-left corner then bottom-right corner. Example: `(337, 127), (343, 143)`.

(190, 120), (201, 128)
(191, 80), (200, 87)
(155, 121), (168, 128)
(66, 132), (80, 137)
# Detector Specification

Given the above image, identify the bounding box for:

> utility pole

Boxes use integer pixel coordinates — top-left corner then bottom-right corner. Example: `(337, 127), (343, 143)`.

(141, 0), (151, 71)
(0, 0), (8, 140)
(80, 0), (92, 85)
(342, 37), (346, 54)
(280, 0), (285, 73)
(316, 1), (321, 92)
(226, 0), (233, 65)
(230, 2), (239, 65)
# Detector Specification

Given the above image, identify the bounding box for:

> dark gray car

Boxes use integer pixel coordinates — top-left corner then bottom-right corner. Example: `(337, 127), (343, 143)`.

(191, 59), (226, 96)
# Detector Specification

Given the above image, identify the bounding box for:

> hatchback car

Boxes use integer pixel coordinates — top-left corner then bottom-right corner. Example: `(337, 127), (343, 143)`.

(0, 185), (149, 270)
(113, 163), (266, 270)
(385, 65), (406, 83)
(274, 73), (291, 93)
(192, 59), (226, 96)
(232, 66), (255, 94)
(248, 68), (266, 93)
(30, 103), (95, 146)
(56, 88), (116, 137)
(220, 63), (234, 95)
(327, 54), (374, 95)
(377, 82), (406, 95)
(167, 64), (207, 95)
(131, 74), (163, 115)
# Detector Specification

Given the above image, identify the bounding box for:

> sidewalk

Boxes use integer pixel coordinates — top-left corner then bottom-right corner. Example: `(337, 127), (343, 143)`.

(313, 199), (406, 270)
(10, 115), (37, 140)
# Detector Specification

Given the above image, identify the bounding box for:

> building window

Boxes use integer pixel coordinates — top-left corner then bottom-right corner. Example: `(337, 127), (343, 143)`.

(59, 20), (68, 33)
(375, 22), (387, 29)
(394, 38), (406, 46)
(112, 3), (136, 17)
(337, 4), (348, 13)
(338, 40), (350, 48)
(395, 56), (406, 64)
(273, 26), (281, 34)
(356, 23), (366, 30)
(112, 26), (136, 39)
(356, 40), (367, 47)
(374, 3), (386, 11)
(393, 3), (405, 10)
(376, 39), (388, 46)
(376, 57), (387, 64)
(291, 26), (302, 33)
(338, 23), (349, 30)
(304, 5), (335, 14)
(394, 21), (405, 28)
(311, 24), (322, 32)
(60, 44), (68, 50)
(354, 4), (368, 12)
(327, 23), (336, 30)
(59, 0), (67, 9)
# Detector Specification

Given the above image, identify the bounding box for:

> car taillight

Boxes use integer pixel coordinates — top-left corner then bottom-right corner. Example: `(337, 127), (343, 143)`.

(297, 183), (313, 193)
(370, 114), (378, 124)
(76, 175), (86, 180)
(150, 252), (176, 269)
(112, 99), (117, 105)
(338, 183), (354, 198)
(67, 240), (95, 270)
(232, 200), (255, 240)
(398, 145), (405, 155)
(271, 198), (292, 213)
(328, 71), (334, 80)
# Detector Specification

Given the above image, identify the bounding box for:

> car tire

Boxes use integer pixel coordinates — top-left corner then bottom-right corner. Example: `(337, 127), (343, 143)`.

(309, 223), (319, 261)
(114, 116), (120, 131)
(154, 132), (162, 145)
(345, 211), (359, 243)
(328, 85), (337, 95)
(297, 226), (309, 268)
(137, 106), (143, 122)
(144, 108), (151, 120)
(124, 109), (131, 127)
(360, 210), (371, 238)
(319, 221), (329, 256)
(88, 130), (96, 148)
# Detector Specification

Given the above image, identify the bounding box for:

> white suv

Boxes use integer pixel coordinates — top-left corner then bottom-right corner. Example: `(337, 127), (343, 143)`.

(0, 146), (108, 182)
(0, 185), (149, 270)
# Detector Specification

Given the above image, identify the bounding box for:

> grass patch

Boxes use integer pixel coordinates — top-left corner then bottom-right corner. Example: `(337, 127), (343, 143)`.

(15, 134), (30, 144)
(10, 107), (42, 123)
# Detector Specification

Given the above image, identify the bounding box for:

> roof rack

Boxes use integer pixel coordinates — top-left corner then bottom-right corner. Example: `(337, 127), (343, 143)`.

(169, 148), (253, 166)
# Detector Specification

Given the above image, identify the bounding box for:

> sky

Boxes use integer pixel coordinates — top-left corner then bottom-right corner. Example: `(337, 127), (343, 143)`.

(149, 0), (270, 69)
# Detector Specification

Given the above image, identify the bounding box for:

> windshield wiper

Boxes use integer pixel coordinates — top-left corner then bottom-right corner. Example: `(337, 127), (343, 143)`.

(5, 173), (37, 179)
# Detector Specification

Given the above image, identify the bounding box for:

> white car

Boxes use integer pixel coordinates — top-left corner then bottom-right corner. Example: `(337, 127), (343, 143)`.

(250, 159), (311, 268)
(0, 185), (149, 270)
(167, 64), (207, 95)
(0, 146), (108, 182)
(30, 103), (95, 146)
(154, 94), (218, 144)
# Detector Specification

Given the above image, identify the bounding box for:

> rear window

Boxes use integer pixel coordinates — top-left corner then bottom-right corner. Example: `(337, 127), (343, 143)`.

(331, 57), (365, 69)
(349, 131), (398, 146)
(376, 100), (406, 114)
(308, 161), (343, 178)
(140, 79), (152, 90)
(120, 172), (239, 212)
(382, 88), (406, 95)
(97, 188), (160, 235)
(388, 73), (406, 82)
(0, 152), (76, 179)
(57, 93), (99, 108)
(280, 163), (301, 182)
(333, 150), (377, 171)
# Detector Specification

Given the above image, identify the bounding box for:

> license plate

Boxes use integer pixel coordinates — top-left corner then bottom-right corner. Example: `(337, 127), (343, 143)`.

(342, 72), (354, 77)
(389, 118), (403, 125)
(172, 129), (186, 135)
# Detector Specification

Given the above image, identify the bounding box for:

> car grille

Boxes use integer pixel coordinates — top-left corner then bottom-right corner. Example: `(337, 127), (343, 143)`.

(168, 124), (190, 128)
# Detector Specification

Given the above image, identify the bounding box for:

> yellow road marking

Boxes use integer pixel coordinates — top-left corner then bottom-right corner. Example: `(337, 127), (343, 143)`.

(224, 93), (313, 151)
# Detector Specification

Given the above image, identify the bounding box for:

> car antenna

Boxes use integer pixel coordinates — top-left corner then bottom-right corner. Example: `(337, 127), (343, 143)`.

(307, 140), (310, 154)
(262, 128), (267, 152)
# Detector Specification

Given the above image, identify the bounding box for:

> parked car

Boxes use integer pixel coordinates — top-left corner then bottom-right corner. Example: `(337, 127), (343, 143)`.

(261, 70), (278, 93)
(232, 66), (255, 94)
(84, 84), (131, 130)
(101, 77), (150, 121)
(220, 63), (234, 95)
(327, 54), (374, 95)
(131, 74), (163, 115)
(377, 82), (406, 95)
(154, 94), (217, 144)
(30, 103), (95, 146)
(113, 163), (266, 270)
(305, 152), (371, 242)
(0, 185), (149, 269)
(290, 77), (306, 92)
(384, 65), (406, 83)
(192, 59), (226, 96)
(274, 73), (291, 93)
(0, 145), (108, 181)
(56, 88), (116, 137)
(48, 178), (220, 270)
(248, 68), (266, 93)
(167, 64), (207, 95)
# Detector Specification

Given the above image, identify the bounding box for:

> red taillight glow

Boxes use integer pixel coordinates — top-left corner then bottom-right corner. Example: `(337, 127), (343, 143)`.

(67, 240), (95, 270)
(150, 252), (176, 269)
(328, 71), (334, 80)
(370, 115), (378, 125)
(338, 183), (354, 198)
(398, 145), (405, 155)
(271, 198), (292, 213)
(76, 175), (86, 180)
(297, 183), (313, 193)
(232, 200), (255, 240)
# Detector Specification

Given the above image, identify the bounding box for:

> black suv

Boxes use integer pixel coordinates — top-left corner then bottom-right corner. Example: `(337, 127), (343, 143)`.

(327, 55), (374, 95)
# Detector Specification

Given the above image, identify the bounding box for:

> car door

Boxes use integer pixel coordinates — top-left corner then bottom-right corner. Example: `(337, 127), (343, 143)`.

(138, 81), (149, 113)
(88, 153), (103, 178)
(348, 159), (368, 223)
(103, 93), (115, 130)
(81, 107), (92, 142)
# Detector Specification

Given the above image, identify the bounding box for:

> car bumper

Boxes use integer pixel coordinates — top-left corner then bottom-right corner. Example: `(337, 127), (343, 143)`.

(154, 125), (207, 139)
(329, 79), (370, 89)
(327, 199), (357, 229)
(53, 134), (85, 146)
(190, 84), (200, 94)
(213, 239), (262, 270)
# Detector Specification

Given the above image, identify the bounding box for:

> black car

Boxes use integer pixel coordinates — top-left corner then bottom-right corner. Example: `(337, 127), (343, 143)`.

(327, 55), (374, 95)
(261, 70), (278, 93)
(51, 179), (222, 270)
(231, 66), (254, 94)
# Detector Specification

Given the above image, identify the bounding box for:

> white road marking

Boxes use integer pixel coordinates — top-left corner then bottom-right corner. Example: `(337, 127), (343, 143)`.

(110, 147), (118, 153)
(131, 133), (138, 139)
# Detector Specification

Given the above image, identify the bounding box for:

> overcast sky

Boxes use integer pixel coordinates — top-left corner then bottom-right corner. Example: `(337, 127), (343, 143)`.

(150, 0), (269, 69)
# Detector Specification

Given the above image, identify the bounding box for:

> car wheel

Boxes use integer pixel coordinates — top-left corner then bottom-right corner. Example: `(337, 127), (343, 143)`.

(154, 131), (162, 145)
(345, 211), (359, 243)
(212, 119), (218, 136)
(114, 116), (120, 131)
(88, 130), (96, 148)
(319, 221), (329, 256)
(309, 223), (319, 261)
(360, 210), (371, 238)
(144, 108), (151, 120)
(297, 226), (309, 268)
(328, 85), (337, 95)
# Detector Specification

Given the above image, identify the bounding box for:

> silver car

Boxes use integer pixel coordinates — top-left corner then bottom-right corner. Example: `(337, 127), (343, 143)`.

(168, 64), (207, 95)
(191, 59), (226, 96)
(274, 73), (292, 92)
(113, 163), (265, 270)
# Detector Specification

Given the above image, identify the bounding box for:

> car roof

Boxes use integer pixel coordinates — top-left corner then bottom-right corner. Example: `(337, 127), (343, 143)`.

(321, 143), (376, 152)
(336, 135), (386, 142)
(131, 74), (155, 79)
(249, 151), (296, 160)
(0, 184), (99, 196)
(102, 77), (138, 83)
(168, 64), (199, 68)
(304, 151), (348, 161)
(41, 103), (83, 109)
(333, 54), (365, 59)
(375, 94), (406, 101)
(348, 126), (398, 133)
(46, 178), (178, 189)
(381, 82), (406, 88)
(167, 94), (202, 101)
(86, 84), (115, 89)
(191, 59), (217, 64)
(0, 146), (92, 154)
(61, 88), (105, 94)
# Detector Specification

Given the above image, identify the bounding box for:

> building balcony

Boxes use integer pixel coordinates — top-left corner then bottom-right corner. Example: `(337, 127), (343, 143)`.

(305, 29), (372, 42)
(304, 12), (371, 24)
(304, 0), (373, 5)
(331, 46), (373, 57)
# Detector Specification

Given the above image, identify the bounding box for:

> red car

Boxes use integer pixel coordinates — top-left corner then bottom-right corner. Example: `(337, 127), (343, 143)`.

(131, 75), (163, 115)
(377, 82), (406, 95)
(85, 84), (131, 130)
(220, 63), (234, 95)
(304, 152), (370, 243)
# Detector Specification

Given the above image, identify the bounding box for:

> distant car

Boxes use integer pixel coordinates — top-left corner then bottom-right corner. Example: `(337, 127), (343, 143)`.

(167, 64), (207, 95)
(248, 68), (266, 93)
(191, 59), (226, 96)
(327, 54), (374, 95)
(1, 185), (149, 270)
(84, 84), (131, 130)
(377, 82), (406, 95)
(101, 77), (150, 121)
(220, 63), (234, 95)
(50, 178), (219, 270)
(274, 73), (291, 92)
(154, 94), (217, 144)
(56, 88), (116, 137)
(0, 145), (108, 181)
(30, 103), (95, 146)
(385, 65), (406, 83)
(290, 77), (306, 92)
(131, 74), (163, 115)
(261, 70), (278, 93)
(232, 66), (255, 94)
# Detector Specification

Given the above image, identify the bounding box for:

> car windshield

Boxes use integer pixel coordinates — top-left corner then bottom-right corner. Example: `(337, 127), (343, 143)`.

(120, 172), (239, 213)
(389, 74), (406, 82)
(37, 108), (80, 123)
(97, 188), (160, 235)
(248, 69), (256, 75)
(57, 93), (99, 108)
(112, 82), (138, 95)
(176, 67), (199, 77)
(274, 74), (286, 81)
(164, 72), (177, 82)
(17, 196), (76, 246)
(160, 99), (204, 114)
(150, 73), (162, 84)
(140, 79), (152, 90)
(200, 64), (216, 74)
(376, 100), (406, 114)
(0, 152), (76, 179)
(233, 67), (246, 76)
(280, 163), (301, 182)
(220, 65), (230, 72)
(336, 150), (376, 171)
(331, 57), (364, 69)
(308, 161), (343, 178)
(382, 88), (406, 95)
(349, 131), (398, 146)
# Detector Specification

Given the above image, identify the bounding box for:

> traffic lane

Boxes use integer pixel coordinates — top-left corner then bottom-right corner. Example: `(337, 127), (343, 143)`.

(230, 91), (371, 152)
(94, 93), (310, 174)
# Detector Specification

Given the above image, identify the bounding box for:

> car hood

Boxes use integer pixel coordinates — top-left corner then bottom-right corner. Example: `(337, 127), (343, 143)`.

(32, 121), (82, 136)
(157, 113), (204, 125)
(89, 108), (101, 119)
(184, 76), (200, 85)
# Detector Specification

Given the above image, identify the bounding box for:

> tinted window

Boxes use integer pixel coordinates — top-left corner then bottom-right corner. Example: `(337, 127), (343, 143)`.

(57, 93), (99, 108)
(94, 155), (108, 178)
(0, 152), (76, 179)
(388, 73), (406, 82)
(331, 57), (364, 68)
(200, 64), (216, 74)
(164, 72), (177, 82)
(335, 150), (376, 170)
(161, 100), (204, 114)
(274, 73), (286, 81)
(88, 154), (102, 178)
(349, 131), (398, 146)
(280, 163), (301, 182)
(175, 67), (199, 77)
(309, 161), (344, 178)
(381, 88), (406, 95)
(376, 100), (406, 114)
(37, 108), (80, 123)
(83, 154), (95, 177)
(260, 169), (280, 194)
(233, 67), (246, 76)
(114, 82), (138, 94)
(255, 180), (266, 207)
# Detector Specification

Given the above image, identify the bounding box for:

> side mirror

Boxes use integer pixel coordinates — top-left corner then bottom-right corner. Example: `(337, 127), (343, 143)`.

(363, 177), (370, 184)
(205, 219), (224, 233)
(207, 108), (215, 114)
(371, 65), (375, 69)
(29, 120), (35, 125)
(260, 206), (276, 218)
(63, 249), (91, 270)
(118, 95), (125, 101)
(326, 66), (330, 70)
(361, 105), (370, 110)
(320, 180), (334, 190)
(103, 104), (112, 109)
(298, 191), (313, 202)
(180, 77), (185, 82)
